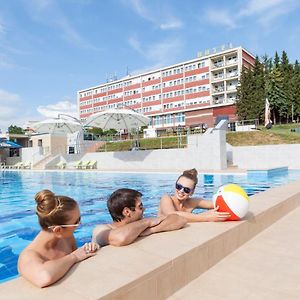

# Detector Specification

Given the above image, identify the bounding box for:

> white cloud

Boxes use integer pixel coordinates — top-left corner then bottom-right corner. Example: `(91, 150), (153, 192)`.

(0, 89), (34, 132)
(239, 0), (285, 17)
(126, 0), (183, 30)
(160, 20), (183, 30)
(128, 35), (183, 64)
(204, 9), (236, 29)
(0, 21), (5, 34)
(37, 100), (78, 119)
(0, 54), (15, 69)
(128, 35), (183, 74)
(23, 0), (99, 50)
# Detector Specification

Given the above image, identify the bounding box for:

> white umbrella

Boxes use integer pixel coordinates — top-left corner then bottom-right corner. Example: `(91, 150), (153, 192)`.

(31, 117), (82, 135)
(84, 108), (150, 131)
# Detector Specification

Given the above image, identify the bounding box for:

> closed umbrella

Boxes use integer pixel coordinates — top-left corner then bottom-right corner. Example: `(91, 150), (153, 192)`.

(84, 108), (150, 131)
(31, 117), (82, 135)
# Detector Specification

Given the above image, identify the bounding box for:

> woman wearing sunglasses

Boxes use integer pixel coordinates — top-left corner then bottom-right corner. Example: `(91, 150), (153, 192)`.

(158, 169), (230, 222)
(18, 189), (99, 287)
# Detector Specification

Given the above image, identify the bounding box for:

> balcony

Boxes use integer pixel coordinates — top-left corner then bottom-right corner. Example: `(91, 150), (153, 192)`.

(226, 71), (238, 78)
(225, 59), (238, 66)
(212, 86), (225, 95)
(211, 62), (224, 69)
(211, 75), (224, 82)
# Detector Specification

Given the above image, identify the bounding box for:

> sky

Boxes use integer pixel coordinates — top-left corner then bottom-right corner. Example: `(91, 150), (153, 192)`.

(1, 0), (300, 132)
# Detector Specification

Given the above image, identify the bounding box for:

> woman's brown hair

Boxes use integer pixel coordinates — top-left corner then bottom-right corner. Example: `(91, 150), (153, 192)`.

(177, 168), (198, 189)
(35, 189), (78, 229)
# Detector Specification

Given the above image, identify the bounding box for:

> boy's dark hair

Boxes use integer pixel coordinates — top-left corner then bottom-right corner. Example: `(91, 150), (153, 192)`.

(107, 188), (142, 222)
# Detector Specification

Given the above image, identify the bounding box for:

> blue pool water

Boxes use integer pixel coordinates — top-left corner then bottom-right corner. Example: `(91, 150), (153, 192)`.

(1, 169), (300, 283)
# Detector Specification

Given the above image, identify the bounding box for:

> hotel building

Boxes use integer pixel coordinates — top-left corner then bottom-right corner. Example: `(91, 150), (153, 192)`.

(78, 45), (255, 131)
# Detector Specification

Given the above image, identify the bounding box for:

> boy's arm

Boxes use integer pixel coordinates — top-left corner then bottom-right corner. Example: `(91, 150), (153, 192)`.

(93, 219), (161, 246)
(140, 214), (187, 236)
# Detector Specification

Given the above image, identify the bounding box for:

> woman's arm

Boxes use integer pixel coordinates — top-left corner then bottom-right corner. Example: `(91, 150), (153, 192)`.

(18, 244), (98, 288)
(167, 207), (230, 222)
(189, 198), (214, 209)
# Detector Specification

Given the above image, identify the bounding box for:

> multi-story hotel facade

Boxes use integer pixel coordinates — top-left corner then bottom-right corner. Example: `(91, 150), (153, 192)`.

(78, 45), (255, 131)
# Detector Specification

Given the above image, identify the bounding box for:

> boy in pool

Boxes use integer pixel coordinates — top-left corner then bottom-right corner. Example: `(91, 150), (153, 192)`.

(93, 188), (186, 246)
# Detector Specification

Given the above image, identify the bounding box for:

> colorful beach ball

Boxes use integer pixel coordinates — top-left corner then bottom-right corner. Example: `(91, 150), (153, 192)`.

(213, 184), (250, 221)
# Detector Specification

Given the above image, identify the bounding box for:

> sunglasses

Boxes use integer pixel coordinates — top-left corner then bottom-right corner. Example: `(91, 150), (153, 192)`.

(48, 217), (81, 229)
(175, 183), (192, 194)
(130, 203), (144, 211)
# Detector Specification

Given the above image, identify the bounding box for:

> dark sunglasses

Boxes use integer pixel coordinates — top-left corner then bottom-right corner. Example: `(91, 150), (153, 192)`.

(175, 183), (192, 194)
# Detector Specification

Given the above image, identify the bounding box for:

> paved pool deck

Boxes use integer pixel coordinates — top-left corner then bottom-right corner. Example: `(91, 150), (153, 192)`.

(0, 179), (299, 299)
(169, 205), (300, 300)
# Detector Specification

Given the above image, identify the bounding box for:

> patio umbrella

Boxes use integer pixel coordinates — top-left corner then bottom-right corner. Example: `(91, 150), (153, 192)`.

(0, 139), (22, 149)
(31, 117), (82, 135)
(84, 108), (150, 131)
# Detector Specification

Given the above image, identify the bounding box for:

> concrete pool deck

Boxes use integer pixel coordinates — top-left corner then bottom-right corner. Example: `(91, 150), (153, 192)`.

(1, 179), (300, 299)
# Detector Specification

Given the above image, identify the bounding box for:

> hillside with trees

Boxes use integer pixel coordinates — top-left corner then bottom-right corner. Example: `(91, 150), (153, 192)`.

(236, 51), (300, 124)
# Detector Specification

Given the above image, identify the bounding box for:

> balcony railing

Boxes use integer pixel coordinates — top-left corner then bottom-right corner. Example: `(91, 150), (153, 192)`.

(226, 72), (238, 78)
(212, 62), (224, 69)
(225, 59), (238, 65)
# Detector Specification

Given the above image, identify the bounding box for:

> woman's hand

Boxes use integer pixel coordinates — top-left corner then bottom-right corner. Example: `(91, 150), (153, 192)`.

(71, 242), (100, 262)
(202, 206), (231, 222)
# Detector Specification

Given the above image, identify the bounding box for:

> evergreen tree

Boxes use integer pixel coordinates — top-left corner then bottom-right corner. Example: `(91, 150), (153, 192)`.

(251, 56), (266, 121)
(267, 68), (287, 124)
(280, 51), (293, 122)
(274, 51), (280, 68)
(291, 60), (300, 122)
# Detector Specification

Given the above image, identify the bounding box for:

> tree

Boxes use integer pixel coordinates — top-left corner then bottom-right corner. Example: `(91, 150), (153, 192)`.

(8, 125), (25, 134)
(274, 51), (280, 68)
(236, 68), (255, 120)
(291, 60), (300, 122)
(266, 68), (287, 124)
(280, 51), (294, 122)
(86, 127), (104, 136)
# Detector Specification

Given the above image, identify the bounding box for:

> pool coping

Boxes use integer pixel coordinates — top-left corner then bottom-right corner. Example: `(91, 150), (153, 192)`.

(1, 180), (300, 299)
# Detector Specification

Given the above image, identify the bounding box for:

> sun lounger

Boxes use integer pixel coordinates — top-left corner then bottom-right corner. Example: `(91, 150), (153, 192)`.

(87, 160), (97, 169)
(81, 161), (91, 169)
(74, 161), (83, 169)
(11, 162), (23, 169)
(22, 161), (31, 169)
(56, 161), (66, 169)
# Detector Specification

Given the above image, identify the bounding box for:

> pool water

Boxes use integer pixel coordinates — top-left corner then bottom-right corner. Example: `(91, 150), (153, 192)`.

(1, 169), (300, 283)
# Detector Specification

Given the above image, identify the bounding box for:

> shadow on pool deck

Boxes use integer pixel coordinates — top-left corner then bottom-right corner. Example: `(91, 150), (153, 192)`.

(1, 179), (300, 299)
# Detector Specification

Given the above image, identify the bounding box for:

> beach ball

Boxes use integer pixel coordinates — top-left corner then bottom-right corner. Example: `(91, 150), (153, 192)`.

(213, 184), (250, 221)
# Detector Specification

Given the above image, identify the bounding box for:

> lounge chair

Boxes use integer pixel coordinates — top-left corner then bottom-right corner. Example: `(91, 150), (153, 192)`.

(87, 160), (97, 169)
(81, 161), (91, 169)
(74, 161), (83, 169)
(11, 162), (23, 169)
(22, 161), (31, 169)
(56, 161), (66, 169)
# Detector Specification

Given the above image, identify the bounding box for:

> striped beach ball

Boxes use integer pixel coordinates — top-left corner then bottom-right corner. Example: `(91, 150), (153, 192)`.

(213, 184), (250, 221)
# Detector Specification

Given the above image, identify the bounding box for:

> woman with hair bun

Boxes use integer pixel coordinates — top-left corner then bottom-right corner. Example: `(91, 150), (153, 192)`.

(158, 169), (230, 222)
(18, 190), (99, 287)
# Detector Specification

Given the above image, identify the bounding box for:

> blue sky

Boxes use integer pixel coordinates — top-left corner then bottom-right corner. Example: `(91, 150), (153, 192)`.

(1, 0), (300, 132)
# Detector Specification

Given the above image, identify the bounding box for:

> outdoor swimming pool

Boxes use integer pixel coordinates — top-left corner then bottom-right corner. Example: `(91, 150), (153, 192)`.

(1, 169), (300, 284)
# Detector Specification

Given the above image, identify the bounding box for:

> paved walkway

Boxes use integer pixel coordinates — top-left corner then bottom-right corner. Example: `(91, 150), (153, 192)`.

(168, 206), (300, 300)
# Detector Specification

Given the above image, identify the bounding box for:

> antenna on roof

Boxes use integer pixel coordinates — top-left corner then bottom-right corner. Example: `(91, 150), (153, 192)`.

(126, 66), (131, 76)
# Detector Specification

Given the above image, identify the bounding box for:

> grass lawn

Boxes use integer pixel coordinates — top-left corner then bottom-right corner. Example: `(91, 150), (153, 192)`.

(226, 124), (300, 146)
(96, 124), (300, 151)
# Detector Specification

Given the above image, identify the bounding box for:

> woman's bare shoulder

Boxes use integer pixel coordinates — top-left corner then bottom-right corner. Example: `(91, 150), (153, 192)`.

(160, 194), (172, 201)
